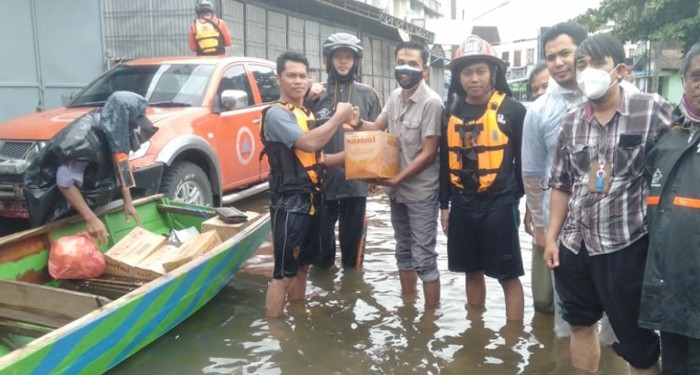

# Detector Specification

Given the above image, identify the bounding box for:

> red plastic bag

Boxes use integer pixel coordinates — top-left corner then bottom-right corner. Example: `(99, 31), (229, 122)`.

(48, 232), (106, 279)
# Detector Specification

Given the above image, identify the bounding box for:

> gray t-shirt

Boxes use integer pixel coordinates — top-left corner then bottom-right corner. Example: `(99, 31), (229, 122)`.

(263, 105), (315, 214)
(376, 82), (443, 203)
(263, 105), (304, 149)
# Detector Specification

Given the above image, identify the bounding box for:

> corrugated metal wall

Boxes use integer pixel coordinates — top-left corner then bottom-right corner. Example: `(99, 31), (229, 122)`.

(0, 0), (444, 123)
(0, 0), (105, 122)
(103, 0), (201, 60)
(305, 20), (322, 80)
(267, 11), (287, 60)
(102, 0), (398, 100)
(244, 3), (266, 59)
(221, 1), (244, 56)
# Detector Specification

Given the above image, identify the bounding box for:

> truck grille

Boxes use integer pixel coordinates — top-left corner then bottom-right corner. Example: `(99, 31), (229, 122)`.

(0, 141), (35, 160)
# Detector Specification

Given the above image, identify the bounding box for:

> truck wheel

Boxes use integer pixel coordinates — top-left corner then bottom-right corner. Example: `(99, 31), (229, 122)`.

(159, 161), (213, 206)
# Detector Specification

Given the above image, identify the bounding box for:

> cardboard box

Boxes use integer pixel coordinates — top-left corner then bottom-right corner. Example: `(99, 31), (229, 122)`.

(162, 230), (222, 272)
(104, 227), (166, 278)
(127, 242), (204, 280)
(344, 131), (399, 180)
(104, 229), (223, 280)
(136, 244), (182, 277)
(201, 211), (260, 241)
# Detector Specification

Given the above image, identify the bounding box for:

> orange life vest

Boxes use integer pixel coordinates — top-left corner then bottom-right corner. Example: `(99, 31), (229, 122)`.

(261, 102), (325, 192)
(447, 91), (508, 192)
(194, 19), (224, 55)
(285, 103), (325, 186)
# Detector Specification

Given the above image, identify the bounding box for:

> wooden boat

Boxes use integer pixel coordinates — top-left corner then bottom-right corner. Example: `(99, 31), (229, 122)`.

(0, 195), (271, 374)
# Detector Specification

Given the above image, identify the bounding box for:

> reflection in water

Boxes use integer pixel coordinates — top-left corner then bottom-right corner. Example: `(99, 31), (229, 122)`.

(110, 193), (629, 375)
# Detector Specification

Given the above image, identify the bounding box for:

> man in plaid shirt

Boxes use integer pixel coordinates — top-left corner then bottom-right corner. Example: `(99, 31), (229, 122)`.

(544, 34), (672, 374)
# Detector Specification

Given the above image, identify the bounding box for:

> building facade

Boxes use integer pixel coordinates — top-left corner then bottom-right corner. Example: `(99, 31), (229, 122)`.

(493, 37), (539, 101)
(0, 0), (440, 123)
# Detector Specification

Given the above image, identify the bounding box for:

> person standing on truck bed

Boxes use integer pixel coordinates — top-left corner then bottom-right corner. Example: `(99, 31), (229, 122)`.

(189, 0), (232, 56)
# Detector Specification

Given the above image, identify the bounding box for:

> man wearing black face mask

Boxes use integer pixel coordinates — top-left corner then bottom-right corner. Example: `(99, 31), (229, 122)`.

(356, 41), (444, 307)
(305, 33), (382, 271)
(24, 91), (157, 244)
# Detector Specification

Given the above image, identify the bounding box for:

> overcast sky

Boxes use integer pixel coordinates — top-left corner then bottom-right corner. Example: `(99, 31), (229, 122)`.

(432, 0), (604, 44)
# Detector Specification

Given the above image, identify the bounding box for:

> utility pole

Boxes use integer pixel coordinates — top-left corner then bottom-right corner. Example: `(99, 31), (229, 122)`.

(650, 40), (659, 94)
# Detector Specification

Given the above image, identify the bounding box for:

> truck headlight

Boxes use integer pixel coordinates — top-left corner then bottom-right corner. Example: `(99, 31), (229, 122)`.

(129, 141), (151, 160)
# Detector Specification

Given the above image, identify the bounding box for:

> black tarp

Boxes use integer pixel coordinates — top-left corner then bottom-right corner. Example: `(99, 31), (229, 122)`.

(24, 91), (152, 226)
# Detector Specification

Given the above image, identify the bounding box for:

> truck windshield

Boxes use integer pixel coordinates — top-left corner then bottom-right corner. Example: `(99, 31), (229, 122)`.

(68, 64), (216, 108)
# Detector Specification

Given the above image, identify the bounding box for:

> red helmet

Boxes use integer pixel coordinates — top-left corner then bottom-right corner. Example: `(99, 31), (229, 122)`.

(450, 35), (505, 72)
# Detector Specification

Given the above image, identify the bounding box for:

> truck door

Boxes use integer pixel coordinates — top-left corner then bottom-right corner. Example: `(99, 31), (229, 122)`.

(216, 64), (263, 190)
(246, 63), (278, 175)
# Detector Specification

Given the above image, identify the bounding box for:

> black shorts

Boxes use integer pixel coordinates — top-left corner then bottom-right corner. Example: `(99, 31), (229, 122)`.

(554, 236), (660, 369)
(446, 203), (524, 280)
(271, 209), (320, 279)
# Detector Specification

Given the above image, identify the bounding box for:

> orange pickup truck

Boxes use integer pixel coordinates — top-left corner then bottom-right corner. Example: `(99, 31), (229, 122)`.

(0, 56), (278, 226)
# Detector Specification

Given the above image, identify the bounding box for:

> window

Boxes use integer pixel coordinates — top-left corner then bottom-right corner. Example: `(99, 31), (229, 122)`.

(501, 51), (509, 64)
(219, 65), (254, 106)
(526, 48), (535, 65)
(249, 64), (279, 104)
(514, 50), (522, 67)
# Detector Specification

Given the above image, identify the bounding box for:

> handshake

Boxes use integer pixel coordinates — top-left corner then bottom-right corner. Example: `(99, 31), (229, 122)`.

(317, 102), (362, 130)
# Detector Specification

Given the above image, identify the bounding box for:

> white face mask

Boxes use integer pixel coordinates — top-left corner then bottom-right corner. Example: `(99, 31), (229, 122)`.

(576, 65), (620, 100)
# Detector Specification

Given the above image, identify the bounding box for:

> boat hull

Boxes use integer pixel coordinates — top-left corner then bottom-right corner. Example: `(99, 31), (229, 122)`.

(0, 199), (270, 375)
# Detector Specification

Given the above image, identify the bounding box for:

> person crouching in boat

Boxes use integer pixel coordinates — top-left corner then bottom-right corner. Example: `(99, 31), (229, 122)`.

(24, 91), (157, 244)
(261, 51), (358, 318)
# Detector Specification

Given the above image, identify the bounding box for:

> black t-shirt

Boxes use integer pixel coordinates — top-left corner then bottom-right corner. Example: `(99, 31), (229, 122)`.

(438, 94), (526, 211)
(310, 80), (382, 200)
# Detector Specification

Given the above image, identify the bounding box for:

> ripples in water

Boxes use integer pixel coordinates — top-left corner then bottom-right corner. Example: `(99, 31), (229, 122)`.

(110, 194), (630, 375)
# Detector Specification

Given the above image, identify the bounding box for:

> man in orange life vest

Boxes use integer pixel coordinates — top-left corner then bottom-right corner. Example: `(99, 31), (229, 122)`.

(262, 51), (359, 318)
(189, 0), (232, 56)
(438, 35), (527, 321)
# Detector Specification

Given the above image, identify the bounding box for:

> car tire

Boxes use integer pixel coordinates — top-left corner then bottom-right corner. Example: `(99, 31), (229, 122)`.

(159, 161), (213, 206)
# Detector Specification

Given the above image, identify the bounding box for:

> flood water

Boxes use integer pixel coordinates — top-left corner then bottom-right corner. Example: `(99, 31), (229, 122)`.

(110, 193), (631, 375)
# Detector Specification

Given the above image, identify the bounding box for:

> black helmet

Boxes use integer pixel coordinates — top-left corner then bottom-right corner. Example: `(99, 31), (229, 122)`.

(322, 33), (363, 83)
(195, 0), (214, 16)
(322, 33), (363, 59)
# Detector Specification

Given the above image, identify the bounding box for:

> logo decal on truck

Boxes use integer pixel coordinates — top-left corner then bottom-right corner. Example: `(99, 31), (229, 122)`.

(236, 126), (255, 165)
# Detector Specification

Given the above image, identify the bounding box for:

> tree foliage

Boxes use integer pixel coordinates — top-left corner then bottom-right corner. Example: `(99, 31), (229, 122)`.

(575, 0), (700, 53)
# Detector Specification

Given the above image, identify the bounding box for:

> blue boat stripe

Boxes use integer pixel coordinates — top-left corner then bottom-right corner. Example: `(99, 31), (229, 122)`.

(161, 244), (241, 333)
(32, 285), (166, 374)
(107, 234), (263, 367)
(31, 318), (97, 374)
(66, 278), (184, 374)
(158, 231), (266, 335)
(105, 265), (208, 368)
